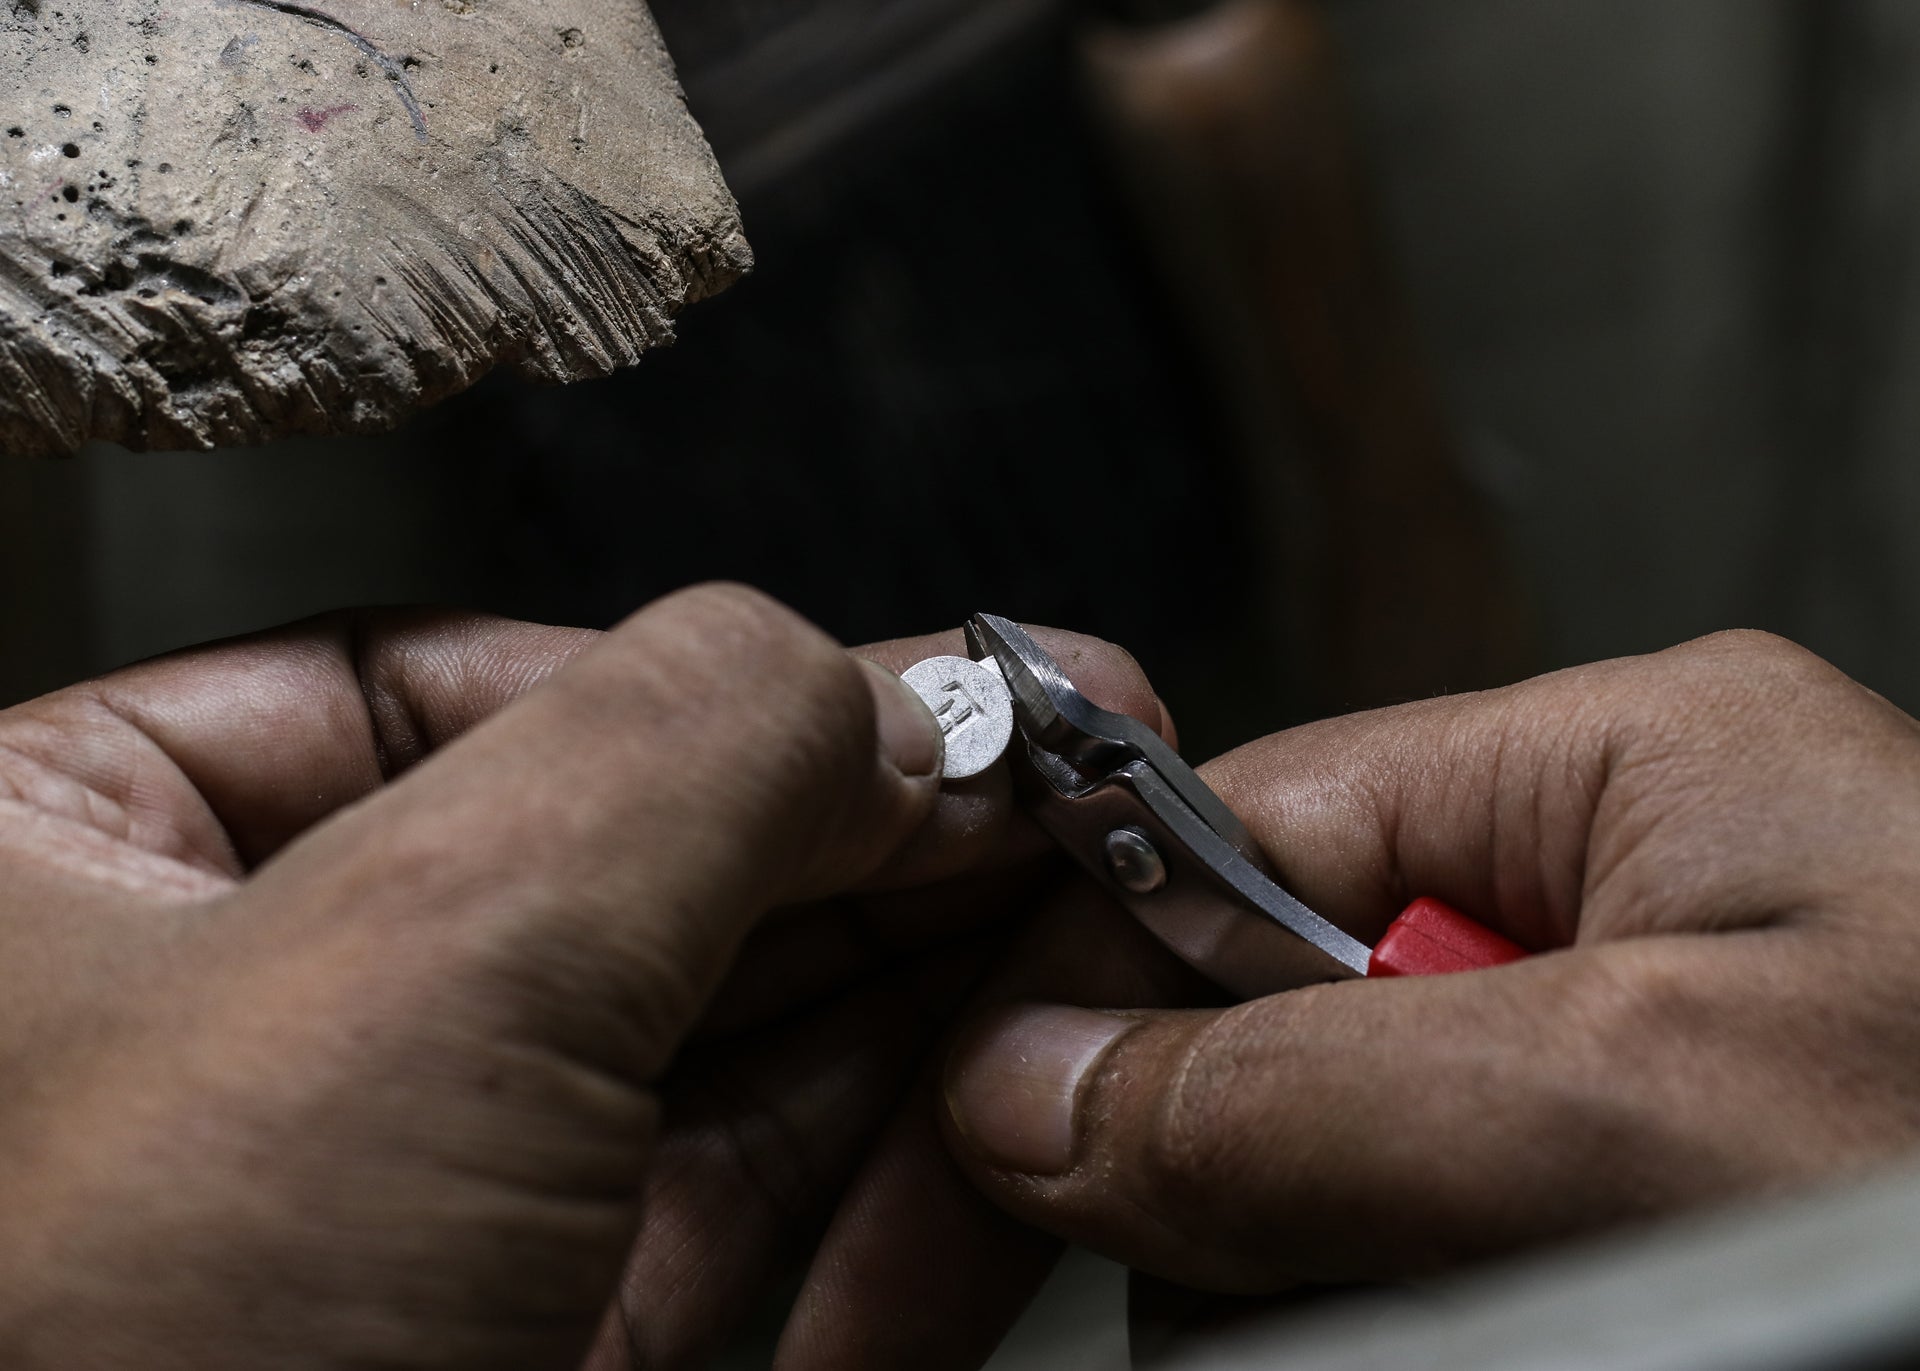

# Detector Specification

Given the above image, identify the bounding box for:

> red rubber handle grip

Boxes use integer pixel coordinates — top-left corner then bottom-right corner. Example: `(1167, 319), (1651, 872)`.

(1369, 897), (1528, 978)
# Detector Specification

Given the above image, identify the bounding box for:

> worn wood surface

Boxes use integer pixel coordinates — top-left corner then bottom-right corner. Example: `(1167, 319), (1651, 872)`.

(0, 0), (750, 457)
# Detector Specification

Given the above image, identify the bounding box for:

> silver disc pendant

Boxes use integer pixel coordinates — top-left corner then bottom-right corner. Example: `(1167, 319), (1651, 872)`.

(900, 655), (1016, 781)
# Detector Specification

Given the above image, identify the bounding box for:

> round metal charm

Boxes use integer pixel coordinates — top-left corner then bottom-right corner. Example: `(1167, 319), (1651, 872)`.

(900, 655), (1015, 781)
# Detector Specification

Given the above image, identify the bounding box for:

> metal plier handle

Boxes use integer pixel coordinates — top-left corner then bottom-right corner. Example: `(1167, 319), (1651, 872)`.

(966, 614), (1526, 995)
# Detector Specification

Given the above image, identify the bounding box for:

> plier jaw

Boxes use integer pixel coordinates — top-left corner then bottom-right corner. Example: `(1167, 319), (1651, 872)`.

(965, 613), (1374, 995)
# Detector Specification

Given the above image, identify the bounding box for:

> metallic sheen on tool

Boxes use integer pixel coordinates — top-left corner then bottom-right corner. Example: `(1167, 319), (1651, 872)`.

(962, 612), (1527, 996)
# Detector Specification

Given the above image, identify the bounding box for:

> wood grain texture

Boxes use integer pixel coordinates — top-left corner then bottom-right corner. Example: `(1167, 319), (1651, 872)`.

(0, 0), (750, 457)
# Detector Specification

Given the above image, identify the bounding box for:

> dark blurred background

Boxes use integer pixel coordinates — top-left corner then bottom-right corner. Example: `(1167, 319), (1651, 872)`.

(7, 0), (1919, 760)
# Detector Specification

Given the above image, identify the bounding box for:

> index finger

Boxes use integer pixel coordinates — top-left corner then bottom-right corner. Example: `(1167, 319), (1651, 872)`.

(1201, 630), (1920, 955)
(1201, 677), (1604, 955)
(4, 610), (601, 873)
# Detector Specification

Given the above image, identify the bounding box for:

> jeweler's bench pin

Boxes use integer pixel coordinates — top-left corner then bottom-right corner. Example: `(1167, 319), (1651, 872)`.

(899, 655), (1015, 781)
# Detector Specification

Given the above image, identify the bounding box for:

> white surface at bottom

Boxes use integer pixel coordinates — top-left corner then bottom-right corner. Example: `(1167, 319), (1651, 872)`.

(713, 1246), (1130, 1369)
(983, 1248), (1131, 1371)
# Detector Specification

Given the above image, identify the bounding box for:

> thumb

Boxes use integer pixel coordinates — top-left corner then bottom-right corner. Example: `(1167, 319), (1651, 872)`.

(940, 934), (1833, 1291)
(235, 583), (945, 1080)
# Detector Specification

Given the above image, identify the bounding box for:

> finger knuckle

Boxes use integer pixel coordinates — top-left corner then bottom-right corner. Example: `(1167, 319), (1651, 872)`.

(655, 581), (797, 638)
(473, 918), (706, 1083)
(1633, 632), (1920, 787)
(1499, 955), (1744, 1200)
(1657, 629), (1847, 710)
(1139, 1004), (1298, 1233)
(696, 1065), (825, 1228)
(604, 586), (869, 759)
(623, 586), (882, 863)
(1555, 946), (1698, 1058)
(641, 583), (856, 716)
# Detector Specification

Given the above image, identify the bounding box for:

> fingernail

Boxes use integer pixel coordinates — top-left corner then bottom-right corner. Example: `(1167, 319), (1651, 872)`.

(945, 1006), (1133, 1176)
(862, 660), (944, 779)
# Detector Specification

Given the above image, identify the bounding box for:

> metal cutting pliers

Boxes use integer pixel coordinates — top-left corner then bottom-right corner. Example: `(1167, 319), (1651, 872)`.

(965, 613), (1526, 995)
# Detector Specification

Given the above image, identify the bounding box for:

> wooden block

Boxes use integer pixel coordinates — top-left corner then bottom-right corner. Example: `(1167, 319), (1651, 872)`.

(0, 1), (751, 456)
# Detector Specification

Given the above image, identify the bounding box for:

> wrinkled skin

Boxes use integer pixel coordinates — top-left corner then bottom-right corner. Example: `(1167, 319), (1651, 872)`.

(838, 630), (1920, 1370)
(0, 583), (1166, 1370)
(6, 605), (1916, 1370)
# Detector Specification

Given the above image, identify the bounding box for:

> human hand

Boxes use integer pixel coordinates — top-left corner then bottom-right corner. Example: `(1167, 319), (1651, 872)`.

(582, 619), (1165, 1370)
(0, 585), (1156, 1369)
(789, 631), (1920, 1367)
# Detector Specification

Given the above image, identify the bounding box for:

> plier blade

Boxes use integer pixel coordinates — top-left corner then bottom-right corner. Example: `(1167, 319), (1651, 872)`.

(966, 612), (1374, 994)
(964, 613), (1528, 994)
